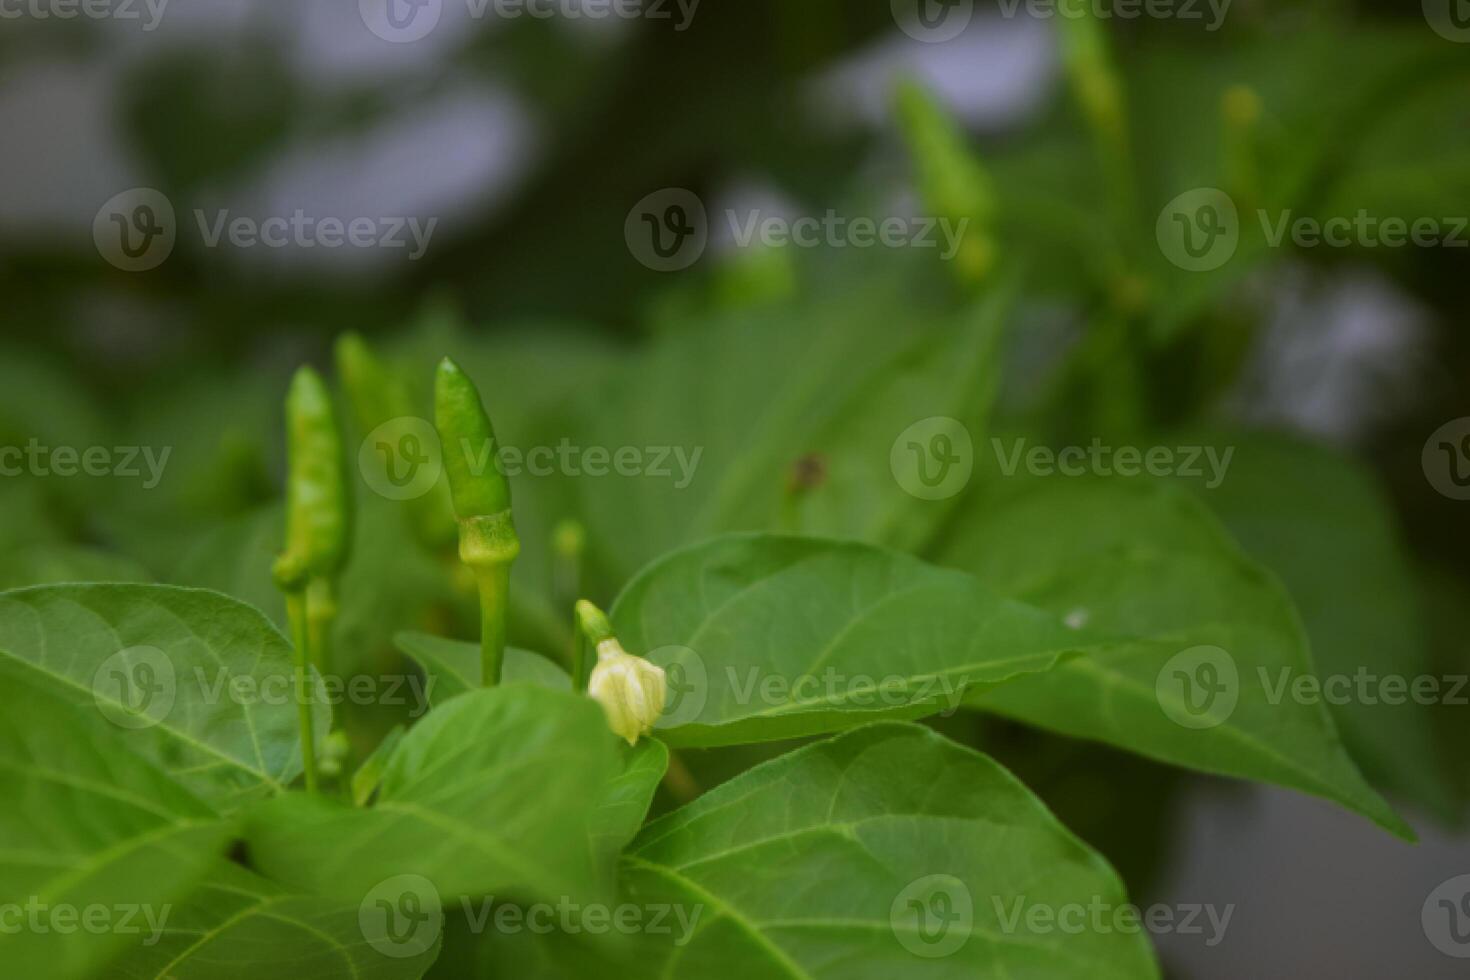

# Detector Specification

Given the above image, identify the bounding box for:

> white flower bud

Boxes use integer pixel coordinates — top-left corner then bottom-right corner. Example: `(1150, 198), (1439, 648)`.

(587, 638), (666, 745)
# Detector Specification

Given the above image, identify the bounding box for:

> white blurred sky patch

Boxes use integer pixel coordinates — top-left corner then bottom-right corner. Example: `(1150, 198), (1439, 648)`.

(809, 11), (1057, 133)
(193, 82), (535, 273)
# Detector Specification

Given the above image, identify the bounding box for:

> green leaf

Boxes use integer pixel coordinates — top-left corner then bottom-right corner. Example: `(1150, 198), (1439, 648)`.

(0, 545), (151, 590)
(352, 724), (406, 808)
(0, 667), (233, 980)
(1176, 432), (1455, 820)
(106, 862), (442, 979)
(592, 739), (668, 857)
(394, 630), (569, 707)
(937, 475), (1410, 838)
(244, 685), (621, 906)
(785, 287), (1012, 553)
(610, 534), (1099, 747)
(462, 724), (1159, 978)
(0, 584), (328, 810)
(170, 506), (287, 629)
(576, 281), (961, 584)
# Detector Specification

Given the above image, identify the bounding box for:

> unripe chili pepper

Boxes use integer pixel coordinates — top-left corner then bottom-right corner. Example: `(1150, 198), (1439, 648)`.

(1055, 0), (1134, 229)
(896, 79), (997, 283)
(434, 357), (519, 686)
(274, 366), (350, 587)
(272, 365), (350, 793)
(577, 600), (666, 745)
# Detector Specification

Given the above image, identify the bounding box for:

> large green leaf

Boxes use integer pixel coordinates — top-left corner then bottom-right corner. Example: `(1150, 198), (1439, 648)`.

(394, 631), (570, 707)
(1176, 432), (1455, 820)
(107, 862), (441, 979)
(936, 475), (1409, 838)
(0, 667), (233, 980)
(0, 545), (151, 590)
(0, 584), (327, 810)
(244, 685), (621, 906)
(454, 724), (1159, 978)
(576, 278), (968, 584)
(609, 534), (1102, 747)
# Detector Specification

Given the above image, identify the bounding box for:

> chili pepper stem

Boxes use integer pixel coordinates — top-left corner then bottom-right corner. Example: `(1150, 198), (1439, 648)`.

(285, 590), (320, 793)
(572, 631), (588, 694)
(474, 563), (511, 687)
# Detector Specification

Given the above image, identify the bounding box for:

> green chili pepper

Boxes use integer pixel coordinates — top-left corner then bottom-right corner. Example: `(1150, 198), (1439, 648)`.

(274, 366), (350, 588)
(272, 365), (350, 793)
(435, 356), (519, 686)
(1054, 0), (1134, 229)
(895, 79), (996, 282)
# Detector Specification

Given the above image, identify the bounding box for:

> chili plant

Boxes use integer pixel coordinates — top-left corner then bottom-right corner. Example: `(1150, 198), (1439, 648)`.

(0, 13), (1464, 980)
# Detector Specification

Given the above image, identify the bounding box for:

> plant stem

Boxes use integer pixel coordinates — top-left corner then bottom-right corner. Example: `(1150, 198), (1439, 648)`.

(285, 590), (319, 793)
(572, 630), (588, 694)
(475, 563), (511, 687)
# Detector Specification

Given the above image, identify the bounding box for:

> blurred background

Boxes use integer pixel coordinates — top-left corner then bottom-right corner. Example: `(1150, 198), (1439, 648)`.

(1, 1), (1467, 976)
